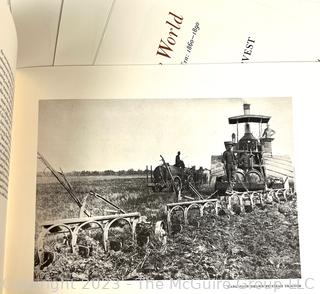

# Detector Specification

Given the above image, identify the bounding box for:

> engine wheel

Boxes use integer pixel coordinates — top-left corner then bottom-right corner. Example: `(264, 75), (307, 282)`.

(235, 169), (245, 182)
(245, 170), (263, 183)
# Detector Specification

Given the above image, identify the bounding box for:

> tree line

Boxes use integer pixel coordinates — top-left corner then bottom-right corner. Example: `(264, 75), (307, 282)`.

(69, 169), (148, 176)
(37, 169), (148, 177)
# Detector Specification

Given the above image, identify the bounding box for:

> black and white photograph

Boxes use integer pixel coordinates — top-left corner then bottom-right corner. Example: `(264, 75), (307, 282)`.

(34, 97), (300, 281)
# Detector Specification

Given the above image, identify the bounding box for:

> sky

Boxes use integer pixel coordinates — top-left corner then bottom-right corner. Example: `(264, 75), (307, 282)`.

(37, 97), (293, 172)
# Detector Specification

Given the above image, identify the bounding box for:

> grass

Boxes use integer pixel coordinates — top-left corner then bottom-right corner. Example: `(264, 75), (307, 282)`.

(34, 175), (301, 281)
(35, 176), (160, 229)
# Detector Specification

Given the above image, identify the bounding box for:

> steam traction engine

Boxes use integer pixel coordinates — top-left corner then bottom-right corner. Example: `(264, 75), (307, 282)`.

(212, 103), (294, 194)
(164, 103), (295, 233)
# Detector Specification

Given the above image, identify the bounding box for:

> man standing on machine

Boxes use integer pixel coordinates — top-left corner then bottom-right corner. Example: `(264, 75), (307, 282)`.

(222, 141), (236, 189)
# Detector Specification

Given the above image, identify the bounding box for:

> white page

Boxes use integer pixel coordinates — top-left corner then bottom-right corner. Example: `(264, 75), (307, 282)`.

(4, 63), (320, 293)
(0, 2), (17, 292)
(96, 0), (320, 65)
(11, 0), (320, 67)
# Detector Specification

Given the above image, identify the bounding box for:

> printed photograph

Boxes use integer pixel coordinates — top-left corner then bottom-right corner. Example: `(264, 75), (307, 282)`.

(34, 98), (300, 281)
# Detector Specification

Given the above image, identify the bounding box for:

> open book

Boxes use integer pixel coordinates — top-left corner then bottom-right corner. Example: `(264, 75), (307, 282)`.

(1, 1), (320, 293)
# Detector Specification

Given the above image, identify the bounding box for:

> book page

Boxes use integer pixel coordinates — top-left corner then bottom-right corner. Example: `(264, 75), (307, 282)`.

(12, 0), (320, 68)
(0, 1), (17, 292)
(5, 63), (319, 293)
(96, 0), (320, 65)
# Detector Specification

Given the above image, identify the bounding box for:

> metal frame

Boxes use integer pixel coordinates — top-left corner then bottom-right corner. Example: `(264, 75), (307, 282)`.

(37, 212), (141, 264)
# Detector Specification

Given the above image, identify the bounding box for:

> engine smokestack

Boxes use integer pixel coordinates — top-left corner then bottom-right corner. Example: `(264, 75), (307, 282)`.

(243, 103), (250, 115)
